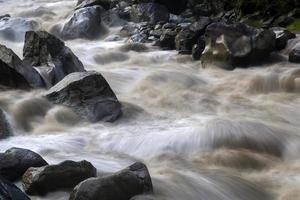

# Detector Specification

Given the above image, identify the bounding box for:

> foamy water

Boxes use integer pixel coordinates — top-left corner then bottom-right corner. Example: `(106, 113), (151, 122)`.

(1, 0), (300, 199)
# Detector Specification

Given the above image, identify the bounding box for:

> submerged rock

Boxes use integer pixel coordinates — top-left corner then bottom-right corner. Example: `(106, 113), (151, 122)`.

(0, 44), (42, 89)
(44, 71), (122, 122)
(0, 148), (48, 182)
(61, 6), (107, 40)
(202, 22), (276, 69)
(22, 160), (97, 195)
(0, 177), (30, 200)
(69, 162), (153, 200)
(23, 31), (85, 87)
(0, 108), (12, 139)
(289, 44), (300, 63)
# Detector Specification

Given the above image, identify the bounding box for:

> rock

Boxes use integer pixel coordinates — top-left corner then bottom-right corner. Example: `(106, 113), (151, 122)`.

(0, 44), (43, 89)
(130, 196), (156, 200)
(192, 36), (205, 60)
(0, 14), (10, 20)
(130, 3), (169, 23)
(289, 45), (300, 63)
(202, 22), (276, 69)
(76, 0), (111, 10)
(159, 29), (177, 50)
(22, 160), (97, 195)
(119, 43), (148, 52)
(0, 108), (12, 139)
(23, 31), (86, 87)
(271, 28), (296, 50)
(69, 162), (153, 200)
(0, 177), (30, 200)
(135, 0), (187, 15)
(0, 17), (39, 42)
(61, 6), (107, 40)
(44, 71), (122, 122)
(0, 148), (48, 182)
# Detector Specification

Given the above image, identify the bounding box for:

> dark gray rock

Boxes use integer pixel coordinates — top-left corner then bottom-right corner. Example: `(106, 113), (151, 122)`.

(192, 36), (205, 60)
(202, 22), (276, 69)
(22, 160), (97, 195)
(130, 3), (169, 23)
(134, 0), (187, 15)
(289, 44), (300, 63)
(76, 0), (111, 10)
(0, 148), (48, 182)
(0, 108), (12, 139)
(0, 44), (43, 89)
(0, 14), (10, 20)
(159, 29), (177, 50)
(272, 28), (296, 50)
(0, 17), (39, 42)
(0, 177), (30, 200)
(23, 31), (85, 87)
(69, 162), (153, 200)
(44, 71), (122, 122)
(61, 6), (107, 40)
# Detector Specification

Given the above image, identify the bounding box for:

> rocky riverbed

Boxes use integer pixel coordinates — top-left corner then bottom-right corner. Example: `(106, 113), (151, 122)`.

(0, 0), (300, 200)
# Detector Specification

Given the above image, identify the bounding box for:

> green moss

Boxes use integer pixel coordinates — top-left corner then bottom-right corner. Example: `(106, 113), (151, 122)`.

(287, 19), (300, 31)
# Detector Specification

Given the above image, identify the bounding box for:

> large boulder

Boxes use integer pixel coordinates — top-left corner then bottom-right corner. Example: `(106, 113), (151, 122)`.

(0, 108), (12, 139)
(23, 31), (85, 87)
(0, 16), (39, 42)
(272, 28), (296, 50)
(130, 3), (169, 23)
(69, 162), (153, 200)
(44, 71), (122, 122)
(0, 177), (30, 200)
(289, 44), (300, 63)
(61, 6), (107, 40)
(0, 148), (48, 182)
(22, 160), (97, 195)
(0, 44), (43, 89)
(202, 22), (276, 70)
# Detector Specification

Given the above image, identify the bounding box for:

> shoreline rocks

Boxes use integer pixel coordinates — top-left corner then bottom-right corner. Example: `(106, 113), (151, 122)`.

(44, 71), (122, 123)
(69, 162), (153, 200)
(0, 177), (30, 200)
(22, 160), (97, 195)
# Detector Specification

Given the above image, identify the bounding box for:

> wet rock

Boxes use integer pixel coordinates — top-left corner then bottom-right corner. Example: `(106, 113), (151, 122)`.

(0, 177), (30, 200)
(130, 3), (169, 23)
(0, 44), (43, 89)
(76, 0), (111, 10)
(44, 71), (122, 122)
(22, 160), (97, 195)
(119, 43), (148, 52)
(272, 28), (296, 50)
(0, 17), (39, 42)
(0, 148), (48, 182)
(134, 0), (187, 15)
(192, 36), (205, 60)
(61, 6), (107, 40)
(289, 45), (300, 63)
(69, 162), (153, 200)
(23, 31), (85, 87)
(0, 108), (12, 139)
(159, 29), (177, 50)
(202, 22), (276, 69)
(0, 14), (10, 20)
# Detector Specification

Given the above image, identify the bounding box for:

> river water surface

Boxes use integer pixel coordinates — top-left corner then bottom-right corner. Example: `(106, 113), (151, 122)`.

(1, 0), (300, 200)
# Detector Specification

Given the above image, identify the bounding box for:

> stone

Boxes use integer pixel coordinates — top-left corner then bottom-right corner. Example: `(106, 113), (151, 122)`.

(23, 31), (86, 87)
(76, 0), (111, 10)
(134, 0), (187, 15)
(271, 28), (296, 50)
(69, 162), (153, 200)
(61, 6), (107, 40)
(0, 148), (48, 182)
(192, 36), (205, 60)
(130, 3), (169, 23)
(0, 108), (12, 139)
(44, 71), (122, 122)
(0, 177), (30, 200)
(289, 44), (300, 63)
(159, 29), (177, 50)
(22, 160), (97, 195)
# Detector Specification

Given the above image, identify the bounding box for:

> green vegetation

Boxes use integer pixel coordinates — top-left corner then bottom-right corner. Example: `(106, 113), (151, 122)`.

(287, 19), (300, 31)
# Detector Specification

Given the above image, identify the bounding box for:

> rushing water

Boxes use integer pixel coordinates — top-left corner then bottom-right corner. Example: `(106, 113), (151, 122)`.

(1, 0), (300, 199)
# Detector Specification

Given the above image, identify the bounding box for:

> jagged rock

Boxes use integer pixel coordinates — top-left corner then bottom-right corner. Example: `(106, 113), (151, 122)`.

(202, 22), (276, 69)
(0, 148), (48, 182)
(44, 71), (122, 122)
(76, 0), (111, 10)
(192, 36), (205, 60)
(0, 177), (30, 200)
(159, 29), (177, 50)
(69, 162), (153, 200)
(23, 31), (85, 87)
(0, 44), (43, 89)
(61, 6), (107, 40)
(22, 160), (97, 195)
(0, 108), (12, 139)
(289, 44), (300, 63)
(130, 3), (169, 23)
(271, 28), (296, 50)
(0, 17), (39, 42)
